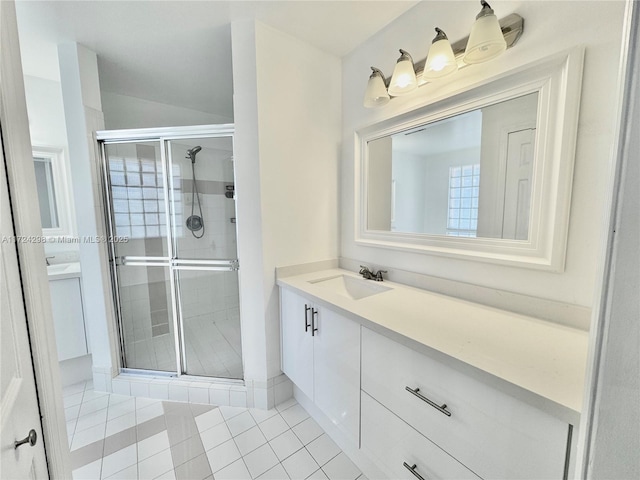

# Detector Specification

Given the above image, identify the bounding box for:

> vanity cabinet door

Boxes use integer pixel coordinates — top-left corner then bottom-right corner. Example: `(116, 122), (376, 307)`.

(281, 287), (361, 445)
(313, 307), (360, 444)
(49, 278), (87, 361)
(280, 288), (314, 399)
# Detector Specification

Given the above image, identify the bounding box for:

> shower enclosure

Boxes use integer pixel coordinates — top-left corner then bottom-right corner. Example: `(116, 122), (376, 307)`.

(97, 125), (242, 379)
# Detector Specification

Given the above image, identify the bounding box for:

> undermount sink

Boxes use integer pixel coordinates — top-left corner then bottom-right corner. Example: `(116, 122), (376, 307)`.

(309, 274), (391, 300)
(47, 262), (80, 277)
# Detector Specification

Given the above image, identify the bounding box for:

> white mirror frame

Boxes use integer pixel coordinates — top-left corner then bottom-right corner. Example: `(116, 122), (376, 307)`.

(355, 47), (585, 272)
(33, 145), (76, 239)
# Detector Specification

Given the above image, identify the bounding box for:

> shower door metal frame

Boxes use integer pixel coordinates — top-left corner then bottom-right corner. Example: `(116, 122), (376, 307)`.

(97, 124), (241, 379)
(165, 137), (239, 374)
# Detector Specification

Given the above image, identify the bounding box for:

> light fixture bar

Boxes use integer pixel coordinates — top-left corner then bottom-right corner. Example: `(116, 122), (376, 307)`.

(385, 13), (524, 90)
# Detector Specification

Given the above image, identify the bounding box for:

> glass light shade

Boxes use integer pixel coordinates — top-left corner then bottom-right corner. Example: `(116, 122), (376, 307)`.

(363, 70), (390, 108)
(423, 38), (458, 80)
(463, 13), (507, 64)
(388, 51), (418, 96)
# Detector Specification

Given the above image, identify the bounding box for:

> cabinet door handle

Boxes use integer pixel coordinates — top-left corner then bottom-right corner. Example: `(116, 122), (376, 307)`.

(304, 305), (311, 332)
(405, 386), (452, 417)
(403, 462), (428, 480)
(311, 308), (319, 336)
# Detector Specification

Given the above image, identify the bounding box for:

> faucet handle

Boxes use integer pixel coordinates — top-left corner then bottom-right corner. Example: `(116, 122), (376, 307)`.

(374, 270), (387, 281)
(359, 266), (374, 279)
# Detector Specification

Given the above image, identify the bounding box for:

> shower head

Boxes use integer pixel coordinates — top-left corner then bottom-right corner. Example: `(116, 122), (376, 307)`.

(187, 146), (202, 163)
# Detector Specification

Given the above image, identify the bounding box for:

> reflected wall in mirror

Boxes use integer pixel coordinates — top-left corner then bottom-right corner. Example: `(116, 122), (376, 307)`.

(356, 48), (585, 271)
(34, 155), (59, 229)
(367, 92), (538, 240)
(33, 146), (75, 238)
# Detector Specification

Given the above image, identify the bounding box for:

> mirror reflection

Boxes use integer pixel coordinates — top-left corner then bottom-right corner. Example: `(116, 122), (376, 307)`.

(367, 92), (538, 240)
(34, 156), (60, 229)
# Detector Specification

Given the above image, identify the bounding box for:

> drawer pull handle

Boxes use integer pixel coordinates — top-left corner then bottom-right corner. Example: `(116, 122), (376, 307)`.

(403, 462), (428, 480)
(405, 386), (452, 417)
(304, 304), (311, 332)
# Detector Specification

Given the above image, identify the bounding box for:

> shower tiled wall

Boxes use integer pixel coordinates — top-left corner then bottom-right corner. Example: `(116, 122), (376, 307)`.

(175, 189), (237, 260)
(118, 269), (242, 378)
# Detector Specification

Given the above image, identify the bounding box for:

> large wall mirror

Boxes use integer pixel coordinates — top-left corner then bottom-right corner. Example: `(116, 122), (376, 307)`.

(356, 48), (584, 271)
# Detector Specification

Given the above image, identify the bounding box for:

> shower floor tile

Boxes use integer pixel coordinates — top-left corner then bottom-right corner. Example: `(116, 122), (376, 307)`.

(123, 311), (243, 379)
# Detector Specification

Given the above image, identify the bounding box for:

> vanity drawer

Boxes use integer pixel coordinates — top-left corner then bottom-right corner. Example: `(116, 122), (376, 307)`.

(362, 391), (480, 480)
(361, 327), (569, 479)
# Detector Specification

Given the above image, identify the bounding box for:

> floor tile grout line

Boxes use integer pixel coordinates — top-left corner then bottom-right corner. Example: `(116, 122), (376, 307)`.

(67, 380), (91, 448)
(316, 449), (342, 471)
(71, 386), (361, 480)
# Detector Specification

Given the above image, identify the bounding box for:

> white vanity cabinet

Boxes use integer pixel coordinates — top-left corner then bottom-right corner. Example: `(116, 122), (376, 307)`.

(278, 268), (584, 480)
(49, 277), (88, 361)
(361, 327), (570, 479)
(280, 287), (360, 443)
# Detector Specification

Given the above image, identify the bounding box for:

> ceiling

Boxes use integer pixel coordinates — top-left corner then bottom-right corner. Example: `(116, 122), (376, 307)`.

(392, 110), (482, 157)
(15, 0), (419, 119)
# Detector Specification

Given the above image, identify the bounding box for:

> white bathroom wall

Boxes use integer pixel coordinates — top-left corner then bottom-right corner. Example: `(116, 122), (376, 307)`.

(23, 75), (78, 255)
(585, 3), (639, 475)
(232, 20), (341, 402)
(24, 76), (67, 147)
(341, 1), (627, 309)
(59, 43), (119, 391)
(101, 91), (232, 130)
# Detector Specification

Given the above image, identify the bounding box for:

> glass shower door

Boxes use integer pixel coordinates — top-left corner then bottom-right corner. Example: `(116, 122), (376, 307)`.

(167, 136), (243, 379)
(104, 141), (178, 373)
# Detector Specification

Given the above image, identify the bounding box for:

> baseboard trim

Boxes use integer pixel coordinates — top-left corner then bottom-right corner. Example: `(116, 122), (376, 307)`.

(98, 371), (293, 410)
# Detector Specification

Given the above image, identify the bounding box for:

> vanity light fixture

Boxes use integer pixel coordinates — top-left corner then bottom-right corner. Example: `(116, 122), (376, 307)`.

(362, 1), (524, 108)
(388, 49), (418, 96)
(363, 67), (391, 108)
(423, 28), (458, 79)
(463, 0), (508, 64)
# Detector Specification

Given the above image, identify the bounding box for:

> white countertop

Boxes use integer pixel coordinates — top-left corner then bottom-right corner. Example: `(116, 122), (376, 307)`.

(47, 262), (81, 280)
(277, 268), (589, 424)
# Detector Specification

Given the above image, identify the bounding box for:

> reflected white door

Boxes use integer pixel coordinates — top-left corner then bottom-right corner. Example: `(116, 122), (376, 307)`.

(502, 128), (536, 240)
(0, 137), (48, 478)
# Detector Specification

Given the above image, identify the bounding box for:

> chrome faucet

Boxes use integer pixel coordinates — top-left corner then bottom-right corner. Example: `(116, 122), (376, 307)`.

(359, 265), (375, 279)
(374, 270), (387, 282)
(359, 265), (387, 282)
(45, 256), (55, 266)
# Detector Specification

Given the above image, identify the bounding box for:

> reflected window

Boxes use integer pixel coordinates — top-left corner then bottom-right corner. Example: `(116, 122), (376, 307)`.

(447, 164), (480, 237)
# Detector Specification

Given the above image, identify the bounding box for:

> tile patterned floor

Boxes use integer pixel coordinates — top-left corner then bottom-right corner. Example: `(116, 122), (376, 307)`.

(65, 382), (366, 480)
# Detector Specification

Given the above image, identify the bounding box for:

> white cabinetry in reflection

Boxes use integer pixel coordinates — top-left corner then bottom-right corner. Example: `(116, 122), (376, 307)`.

(49, 277), (88, 361)
(280, 288), (360, 443)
